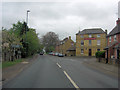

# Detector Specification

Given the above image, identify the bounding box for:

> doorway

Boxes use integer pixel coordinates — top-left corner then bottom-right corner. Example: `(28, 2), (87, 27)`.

(89, 49), (92, 56)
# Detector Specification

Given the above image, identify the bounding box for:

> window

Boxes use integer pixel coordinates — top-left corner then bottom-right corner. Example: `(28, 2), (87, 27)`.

(89, 34), (92, 38)
(97, 40), (100, 45)
(81, 49), (84, 54)
(81, 35), (84, 38)
(109, 37), (111, 42)
(114, 35), (116, 41)
(81, 40), (84, 46)
(71, 43), (74, 46)
(89, 40), (92, 45)
(97, 49), (100, 51)
(97, 34), (100, 38)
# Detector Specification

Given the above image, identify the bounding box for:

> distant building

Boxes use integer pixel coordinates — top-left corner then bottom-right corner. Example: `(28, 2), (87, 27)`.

(104, 19), (120, 63)
(76, 28), (107, 56)
(55, 36), (76, 56)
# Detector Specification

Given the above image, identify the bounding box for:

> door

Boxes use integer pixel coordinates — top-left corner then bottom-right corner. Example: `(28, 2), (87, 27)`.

(89, 49), (92, 56)
(117, 49), (119, 59)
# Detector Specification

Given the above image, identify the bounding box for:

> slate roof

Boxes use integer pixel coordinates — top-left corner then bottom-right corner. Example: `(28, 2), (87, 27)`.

(76, 28), (105, 35)
(107, 26), (120, 37)
(107, 19), (120, 37)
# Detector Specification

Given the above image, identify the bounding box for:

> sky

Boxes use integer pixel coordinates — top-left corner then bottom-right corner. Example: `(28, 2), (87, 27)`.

(1, 0), (120, 41)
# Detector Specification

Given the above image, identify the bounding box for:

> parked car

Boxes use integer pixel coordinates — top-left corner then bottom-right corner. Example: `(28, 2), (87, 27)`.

(58, 53), (64, 57)
(48, 52), (53, 55)
(53, 52), (55, 56)
(40, 52), (44, 55)
(55, 52), (59, 56)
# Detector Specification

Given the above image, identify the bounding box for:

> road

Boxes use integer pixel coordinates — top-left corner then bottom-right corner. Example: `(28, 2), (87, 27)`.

(3, 55), (118, 89)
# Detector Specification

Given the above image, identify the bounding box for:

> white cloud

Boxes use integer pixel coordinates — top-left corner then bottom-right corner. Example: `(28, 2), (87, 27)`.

(2, 0), (120, 41)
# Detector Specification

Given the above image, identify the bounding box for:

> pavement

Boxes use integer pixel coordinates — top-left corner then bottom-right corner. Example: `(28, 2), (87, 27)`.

(82, 57), (118, 78)
(2, 55), (119, 89)
(2, 54), (39, 84)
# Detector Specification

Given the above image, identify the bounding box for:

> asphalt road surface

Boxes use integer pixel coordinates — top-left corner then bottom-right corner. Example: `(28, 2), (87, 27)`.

(3, 55), (118, 88)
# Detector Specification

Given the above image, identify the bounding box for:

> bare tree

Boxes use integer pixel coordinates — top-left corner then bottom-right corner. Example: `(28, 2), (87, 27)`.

(42, 32), (59, 52)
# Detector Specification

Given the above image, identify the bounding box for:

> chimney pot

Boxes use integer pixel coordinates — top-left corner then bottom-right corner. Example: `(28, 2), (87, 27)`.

(69, 36), (71, 39)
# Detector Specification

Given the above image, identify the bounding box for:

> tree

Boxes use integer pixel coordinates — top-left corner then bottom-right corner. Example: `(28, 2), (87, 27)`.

(22, 28), (41, 56)
(2, 29), (21, 61)
(3, 21), (42, 58)
(42, 32), (59, 52)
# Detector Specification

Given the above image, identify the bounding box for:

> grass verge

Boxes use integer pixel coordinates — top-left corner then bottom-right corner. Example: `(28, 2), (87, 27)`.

(2, 59), (24, 69)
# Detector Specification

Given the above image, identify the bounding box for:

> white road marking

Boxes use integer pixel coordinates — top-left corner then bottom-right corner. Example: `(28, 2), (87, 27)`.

(56, 63), (61, 68)
(70, 59), (74, 61)
(63, 71), (80, 90)
(21, 61), (29, 64)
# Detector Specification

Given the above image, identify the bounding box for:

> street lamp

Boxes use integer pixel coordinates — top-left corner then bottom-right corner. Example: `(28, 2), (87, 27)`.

(25, 10), (30, 57)
(26, 10), (30, 25)
(25, 10), (30, 41)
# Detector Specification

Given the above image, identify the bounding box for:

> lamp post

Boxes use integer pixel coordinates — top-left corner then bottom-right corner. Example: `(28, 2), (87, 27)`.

(25, 10), (30, 57)
(26, 10), (30, 25)
(26, 10), (30, 37)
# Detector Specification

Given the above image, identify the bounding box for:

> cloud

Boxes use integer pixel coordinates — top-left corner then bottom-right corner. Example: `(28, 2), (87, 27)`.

(2, 1), (120, 41)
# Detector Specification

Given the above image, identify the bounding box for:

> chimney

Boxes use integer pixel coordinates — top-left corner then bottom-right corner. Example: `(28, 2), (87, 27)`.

(69, 36), (71, 39)
(105, 29), (107, 34)
(116, 18), (120, 25)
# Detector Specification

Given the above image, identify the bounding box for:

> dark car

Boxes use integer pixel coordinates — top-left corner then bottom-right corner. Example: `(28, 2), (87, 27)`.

(40, 52), (44, 55)
(58, 53), (64, 57)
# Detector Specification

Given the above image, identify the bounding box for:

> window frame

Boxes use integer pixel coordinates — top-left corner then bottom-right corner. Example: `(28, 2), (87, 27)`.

(89, 34), (92, 38)
(109, 36), (111, 42)
(81, 35), (84, 38)
(97, 40), (101, 45)
(81, 49), (84, 54)
(114, 35), (116, 41)
(89, 40), (92, 45)
(97, 34), (100, 38)
(81, 40), (84, 46)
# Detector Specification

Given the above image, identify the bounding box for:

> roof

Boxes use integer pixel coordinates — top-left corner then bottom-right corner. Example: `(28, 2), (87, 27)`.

(67, 46), (76, 51)
(76, 28), (105, 35)
(107, 19), (120, 37)
(107, 26), (120, 37)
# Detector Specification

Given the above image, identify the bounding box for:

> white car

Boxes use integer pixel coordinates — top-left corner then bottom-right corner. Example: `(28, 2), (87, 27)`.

(58, 53), (64, 57)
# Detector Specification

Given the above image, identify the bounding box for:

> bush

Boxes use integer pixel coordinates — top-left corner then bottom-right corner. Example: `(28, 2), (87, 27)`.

(95, 51), (105, 58)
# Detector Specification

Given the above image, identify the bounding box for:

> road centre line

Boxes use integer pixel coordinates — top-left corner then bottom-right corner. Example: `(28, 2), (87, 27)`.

(56, 62), (80, 89)
(56, 63), (61, 68)
(63, 71), (80, 90)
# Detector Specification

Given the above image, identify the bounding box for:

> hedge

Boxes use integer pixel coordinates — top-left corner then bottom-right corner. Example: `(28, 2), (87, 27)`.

(95, 51), (105, 58)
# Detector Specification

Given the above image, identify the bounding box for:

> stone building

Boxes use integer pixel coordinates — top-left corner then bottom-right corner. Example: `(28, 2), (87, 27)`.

(76, 28), (107, 56)
(55, 36), (76, 56)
